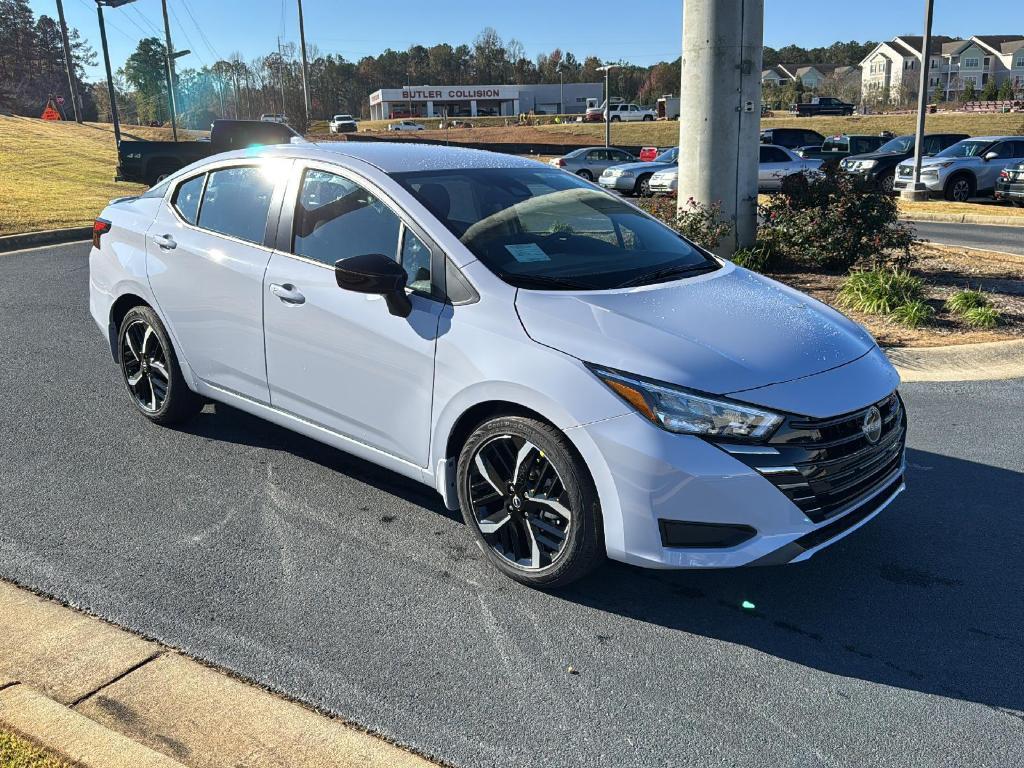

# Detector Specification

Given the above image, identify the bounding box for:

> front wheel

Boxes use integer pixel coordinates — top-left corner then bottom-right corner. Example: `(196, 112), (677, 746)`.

(642, 114), (654, 121)
(878, 172), (895, 195)
(118, 306), (202, 426)
(610, 115), (621, 122)
(635, 174), (652, 197)
(457, 416), (604, 588)
(944, 174), (974, 202)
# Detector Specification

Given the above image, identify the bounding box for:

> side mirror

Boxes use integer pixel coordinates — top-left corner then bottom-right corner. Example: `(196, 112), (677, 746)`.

(335, 253), (412, 318)
(984, 151), (999, 161)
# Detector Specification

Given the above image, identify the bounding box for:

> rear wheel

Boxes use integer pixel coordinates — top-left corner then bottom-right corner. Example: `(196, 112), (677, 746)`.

(118, 306), (202, 426)
(576, 169), (593, 181)
(145, 161), (178, 187)
(642, 114), (654, 121)
(610, 115), (621, 122)
(457, 416), (604, 588)
(944, 174), (974, 202)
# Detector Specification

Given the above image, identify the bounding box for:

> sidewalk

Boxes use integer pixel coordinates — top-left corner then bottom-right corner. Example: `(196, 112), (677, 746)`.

(0, 580), (438, 768)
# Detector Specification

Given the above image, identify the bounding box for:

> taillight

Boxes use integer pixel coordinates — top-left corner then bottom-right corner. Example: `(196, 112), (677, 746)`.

(556, 158), (566, 167)
(92, 218), (111, 248)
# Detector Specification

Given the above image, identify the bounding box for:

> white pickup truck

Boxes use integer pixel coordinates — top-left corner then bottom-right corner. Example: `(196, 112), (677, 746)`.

(605, 103), (656, 122)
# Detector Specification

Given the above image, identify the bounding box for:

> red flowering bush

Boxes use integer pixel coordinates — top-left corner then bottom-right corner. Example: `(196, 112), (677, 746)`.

(637, 197), (732, 251)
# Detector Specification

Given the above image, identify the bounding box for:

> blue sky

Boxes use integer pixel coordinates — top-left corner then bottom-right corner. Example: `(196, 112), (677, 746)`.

(34, 0), (1024, 81)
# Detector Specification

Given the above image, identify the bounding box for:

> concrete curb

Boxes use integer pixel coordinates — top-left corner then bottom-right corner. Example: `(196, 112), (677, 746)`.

(902, 212), (1024, 227)
(0, 580), (439, 768)
(0, 227), (91, 253)
(886, 338), (1024, 382)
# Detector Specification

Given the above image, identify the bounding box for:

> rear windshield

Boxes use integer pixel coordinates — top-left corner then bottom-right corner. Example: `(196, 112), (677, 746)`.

(390, 167), (717, 290)
(821, 138), (849, 152)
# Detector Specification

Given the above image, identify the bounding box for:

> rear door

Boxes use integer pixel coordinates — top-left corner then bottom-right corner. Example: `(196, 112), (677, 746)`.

(262, 162), (444, 466)
(981, 140), (1024, 190)
(759, 146), (793, 190)
(147, 159), (290, 402)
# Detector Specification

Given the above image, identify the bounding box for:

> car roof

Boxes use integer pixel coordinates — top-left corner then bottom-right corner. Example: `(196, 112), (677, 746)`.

(235, 140), (546, 173)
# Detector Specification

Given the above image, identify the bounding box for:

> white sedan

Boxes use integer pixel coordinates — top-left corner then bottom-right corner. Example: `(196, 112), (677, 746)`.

(646, 146), (823, 196)
(388, 120), (425, 132)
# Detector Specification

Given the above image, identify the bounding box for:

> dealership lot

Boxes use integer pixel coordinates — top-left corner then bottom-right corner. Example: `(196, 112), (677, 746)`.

(1, 243), (1022, 768)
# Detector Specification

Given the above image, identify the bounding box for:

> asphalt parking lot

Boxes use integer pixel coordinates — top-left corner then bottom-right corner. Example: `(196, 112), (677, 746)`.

(911, 220), (1024, 257)
(1, 242), (1023, 768)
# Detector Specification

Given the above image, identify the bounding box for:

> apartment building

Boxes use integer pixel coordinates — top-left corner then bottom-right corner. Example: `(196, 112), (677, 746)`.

(761, 63), (858, 89)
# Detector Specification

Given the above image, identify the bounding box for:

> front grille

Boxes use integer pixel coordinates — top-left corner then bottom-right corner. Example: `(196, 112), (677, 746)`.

(898, 166), (912, 177)
(722, 392), (906, 523)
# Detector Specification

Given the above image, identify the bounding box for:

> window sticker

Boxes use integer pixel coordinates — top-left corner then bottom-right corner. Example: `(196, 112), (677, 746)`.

(505, 243), (550, 262)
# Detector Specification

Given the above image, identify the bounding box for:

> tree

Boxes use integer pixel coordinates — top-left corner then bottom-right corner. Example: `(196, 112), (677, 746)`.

(961, 79), (976, 102)
(123, 37), (169, 124)
(997, 78), (1015, 100)
(981, 77), (999, 102)
(932, 81), (945, 103)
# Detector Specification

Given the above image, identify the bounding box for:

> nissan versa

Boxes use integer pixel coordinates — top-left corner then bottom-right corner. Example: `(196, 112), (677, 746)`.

(89, 142), (907, 588)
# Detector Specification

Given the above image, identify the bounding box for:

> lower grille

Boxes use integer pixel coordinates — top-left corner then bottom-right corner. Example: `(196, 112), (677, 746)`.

(721, 392), (907, 523)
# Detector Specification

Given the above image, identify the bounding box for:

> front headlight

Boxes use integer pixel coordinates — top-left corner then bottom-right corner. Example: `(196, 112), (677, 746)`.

(590, 367), (783, 441)
(858, 159), (877, 170)
(618, 170), (634, 178)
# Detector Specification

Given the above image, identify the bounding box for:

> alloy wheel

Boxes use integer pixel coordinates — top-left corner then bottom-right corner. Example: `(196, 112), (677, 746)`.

(951, 179), (971, 202)
(467, 434), (573, 571)
(121, 319), (169, 413)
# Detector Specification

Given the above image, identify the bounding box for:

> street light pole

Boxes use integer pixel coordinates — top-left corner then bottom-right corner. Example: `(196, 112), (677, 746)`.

(55, 0), (82, 122)
(558, 65), (564, 116)
(296, 0), (311, 124)
(902, 0), (935, 201)
(95, 2), (121, 146)
(597, 64), (618, 148)
(160, 0), (179, 141)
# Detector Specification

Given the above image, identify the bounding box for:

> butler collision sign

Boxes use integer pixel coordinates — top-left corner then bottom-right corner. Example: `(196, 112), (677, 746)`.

(367, 82), (602, 119)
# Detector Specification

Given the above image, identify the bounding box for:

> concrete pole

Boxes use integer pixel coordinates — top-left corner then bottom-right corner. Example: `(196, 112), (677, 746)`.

(677, 0), (764, 255)
(160, 0), (179, 141)
(55, 0), (81, 122)
(96, 2), (121, 146)
(902, 0), (934, 202)
(296, 0), (311, 123)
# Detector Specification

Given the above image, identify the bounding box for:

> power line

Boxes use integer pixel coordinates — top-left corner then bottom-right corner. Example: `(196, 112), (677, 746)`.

(180, 0), (223, 62)
(168, 3), (206, 68)
(73, 0), (134, 42)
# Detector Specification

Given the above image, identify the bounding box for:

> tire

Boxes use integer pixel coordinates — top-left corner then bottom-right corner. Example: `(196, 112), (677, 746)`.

(117, 306), (202, 426)
(576, 169), (593, 181)
(610, 115), (621, 122)
(944, 174), (974, 202)
(634, 174), (653, 197)
(642, 114), (654, 121)
(145, 162), (177, 187)
(456, 416), (604, 589)
(878, 172), (895, 195)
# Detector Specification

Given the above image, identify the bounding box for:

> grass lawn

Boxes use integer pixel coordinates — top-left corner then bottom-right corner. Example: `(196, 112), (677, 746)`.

(0, 729), (70, 768)
(0, 116), (203, 236)
(898, 198), (1024, 220)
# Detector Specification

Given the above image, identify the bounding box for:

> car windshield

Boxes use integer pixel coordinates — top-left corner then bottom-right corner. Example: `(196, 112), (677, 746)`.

(655, 147), (679, 163)
(391, 167), (718, 291)
(877, 136), (914, 154)
(935, 140), (993, 158)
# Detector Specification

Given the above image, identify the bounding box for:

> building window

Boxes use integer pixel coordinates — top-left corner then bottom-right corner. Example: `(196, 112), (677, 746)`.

(1016, 56), (1024, 68)
(963, 57), (980, 68)
(984, 57), (991, 67)
(931, 58), (938, 69)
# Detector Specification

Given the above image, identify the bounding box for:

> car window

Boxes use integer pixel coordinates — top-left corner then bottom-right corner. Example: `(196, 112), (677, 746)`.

(400, 227), (431, 294)
(391, 167), (717, 291)
(293, 168), (401, 266)
(197, 166), (275, 244)
(760, 147), (789, 163)
(613, 150), (632, 161)
(936, 140), (993, 159)
(1010, 141), (1024, 158)
(173, 174), (204, 225)
(587, 150), (607, 161)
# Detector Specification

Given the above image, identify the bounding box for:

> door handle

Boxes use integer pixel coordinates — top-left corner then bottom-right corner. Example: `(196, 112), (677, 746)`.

(269, 283), (306, 305)
(151, 234), (176, 250)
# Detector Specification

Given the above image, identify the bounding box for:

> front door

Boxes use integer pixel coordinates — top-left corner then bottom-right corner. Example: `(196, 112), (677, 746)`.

(147, 161), (289, 402)
(759, 146), (793, 191)
(262, 165), (443, 467)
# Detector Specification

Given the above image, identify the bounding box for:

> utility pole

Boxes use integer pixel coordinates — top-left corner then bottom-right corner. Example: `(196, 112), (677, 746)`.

(296, 0), (311, 123)
(597, 63), (618, 148)
(277, 37), (287, 116)
(160, 0), (179, 141)
(55, 0), (81, 122)
(902, 0), (935, 202)
(677, 0), (763, 255)
(557, 63), (564, 115)
(95, 2), (121, 146)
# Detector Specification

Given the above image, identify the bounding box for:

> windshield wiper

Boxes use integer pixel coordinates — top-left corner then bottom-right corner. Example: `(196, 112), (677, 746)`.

(508, 273), (598, 290)
(615, 263), (717, 288)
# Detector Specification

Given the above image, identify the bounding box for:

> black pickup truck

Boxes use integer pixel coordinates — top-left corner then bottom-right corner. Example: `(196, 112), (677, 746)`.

(791, 97), (855, 117)
(116, 119), (301, 185)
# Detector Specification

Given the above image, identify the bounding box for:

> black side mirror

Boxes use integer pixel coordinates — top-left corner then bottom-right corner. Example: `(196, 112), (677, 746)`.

(335, 253), (412, 318)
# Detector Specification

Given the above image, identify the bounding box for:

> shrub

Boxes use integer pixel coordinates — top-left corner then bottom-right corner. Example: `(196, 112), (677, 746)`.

(758, 169), (917, 273)
(639, 197), (733, 251)
(962, 306), (1002, 329)
(836, 269), (925, 315)
(890, 300), (935, 328)
(945, 289), (990, 314)
(731, 245), (774, 272)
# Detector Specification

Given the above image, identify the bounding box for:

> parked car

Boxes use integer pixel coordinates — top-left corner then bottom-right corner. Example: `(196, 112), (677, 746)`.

(894, 136), (1024, 202)
(259, 113), (288, 124)
(649, 147), (822, 196)
(328, 114), (357, 133)
(388, 120), (425, 132)
(995, 161), (1024, 206)
(840, 133), (969, 194)
(758, 145), (824, 192)
(798, 134), (892, 168)
(760, 128), (826, 152)
(604, 103), (657, 122)
(791, 97), (855, 117)
(116, 119), (302, 186)
(549, 147), (637, 181)
(89, 141), (905, 588)
(446, 120), (474, 129)
(599, 147), (679, 196)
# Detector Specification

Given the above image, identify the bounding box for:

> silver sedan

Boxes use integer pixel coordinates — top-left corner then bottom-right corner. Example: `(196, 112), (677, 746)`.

(550, 147), (636, 182)
(759, 145), (823, 192)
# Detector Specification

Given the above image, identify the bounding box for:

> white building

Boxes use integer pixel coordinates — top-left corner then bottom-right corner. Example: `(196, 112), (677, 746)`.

(368, 82), (604, 120)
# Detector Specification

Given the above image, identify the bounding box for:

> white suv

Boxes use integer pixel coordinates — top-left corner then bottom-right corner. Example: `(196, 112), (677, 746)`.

(894, 136), (1024, 202)
(604, 103), (656, 122)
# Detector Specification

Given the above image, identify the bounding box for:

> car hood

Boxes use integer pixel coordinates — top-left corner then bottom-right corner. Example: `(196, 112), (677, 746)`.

(848, 150), (910, 163)
(606, 160), (674, 173)
(903, 155), (974, 169)
(515, 263), (877, 399)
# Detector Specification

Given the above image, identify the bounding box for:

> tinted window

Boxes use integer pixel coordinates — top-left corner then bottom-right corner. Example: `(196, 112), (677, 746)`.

(197, 166), (275, 244)
(760, 147), (790, 163)
(391, 167), (717, 291)
(878, 136), (914, 154)
(400, 228), (431, 293)
(293, 169), (401, 266)
(173, 175), (204, 224)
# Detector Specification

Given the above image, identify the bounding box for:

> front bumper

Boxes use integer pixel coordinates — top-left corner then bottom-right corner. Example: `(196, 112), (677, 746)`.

(893, 172), (943, 193)
(599, 174), (637, 192)
(571, 385), (905, 570)
(649, 177), (677, 194)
